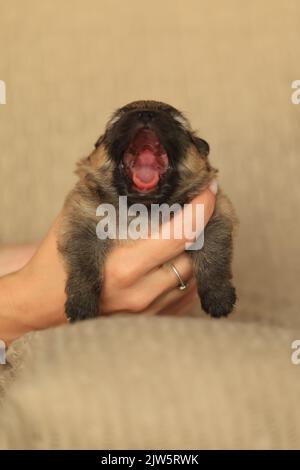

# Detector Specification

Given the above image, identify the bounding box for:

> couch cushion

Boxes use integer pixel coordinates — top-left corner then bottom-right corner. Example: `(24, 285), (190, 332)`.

(0, 315), (299, 449)
(0, 334), (33, 404)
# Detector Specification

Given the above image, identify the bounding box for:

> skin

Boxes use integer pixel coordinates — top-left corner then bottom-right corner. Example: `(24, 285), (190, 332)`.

(0, 187), (216, 346)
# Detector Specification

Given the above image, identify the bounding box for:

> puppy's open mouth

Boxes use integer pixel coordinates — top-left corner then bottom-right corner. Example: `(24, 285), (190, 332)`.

(123, 129), (169, 192)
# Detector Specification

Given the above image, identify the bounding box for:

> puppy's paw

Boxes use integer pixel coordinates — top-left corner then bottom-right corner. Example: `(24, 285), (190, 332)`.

(65, 292), (100, 322)
(200, 283), (236, 318)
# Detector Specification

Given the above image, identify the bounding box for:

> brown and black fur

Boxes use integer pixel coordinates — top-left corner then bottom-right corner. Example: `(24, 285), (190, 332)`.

(58, 100), (237, 321)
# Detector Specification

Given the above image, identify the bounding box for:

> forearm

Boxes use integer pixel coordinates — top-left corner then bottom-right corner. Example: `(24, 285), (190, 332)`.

(0, 266), (67, 346)
(0, 244), (37, 277)
(0, 243), (40, 345)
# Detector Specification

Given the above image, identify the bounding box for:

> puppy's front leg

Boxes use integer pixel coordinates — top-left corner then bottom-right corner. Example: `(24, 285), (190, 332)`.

(190, 213), (236, 317)
(60, 221), (109, 322)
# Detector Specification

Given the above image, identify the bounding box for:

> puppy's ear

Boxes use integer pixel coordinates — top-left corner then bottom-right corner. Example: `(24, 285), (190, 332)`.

(190, 134), (210, 157)
(95, 134), (104, 148)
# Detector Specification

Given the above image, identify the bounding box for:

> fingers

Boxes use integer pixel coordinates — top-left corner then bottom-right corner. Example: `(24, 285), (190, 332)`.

(112, 185), (216, 280)
(160, 283), (200, 316)
(146, 278), (198, 315)
(139, 253), (193, 300)
(108, 279), (198, 317)
(102, 185), (216, 315)
(103, 252), (193, 313)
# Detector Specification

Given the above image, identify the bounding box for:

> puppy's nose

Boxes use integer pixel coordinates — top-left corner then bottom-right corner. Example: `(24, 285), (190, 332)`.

(138, 110), (155, 125)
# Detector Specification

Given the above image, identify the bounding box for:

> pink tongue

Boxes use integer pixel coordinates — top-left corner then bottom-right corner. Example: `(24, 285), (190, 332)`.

(132, 149), (160, 190)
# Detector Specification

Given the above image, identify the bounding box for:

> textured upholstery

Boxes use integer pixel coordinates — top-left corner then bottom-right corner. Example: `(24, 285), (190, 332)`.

(1, 318), (300, 450)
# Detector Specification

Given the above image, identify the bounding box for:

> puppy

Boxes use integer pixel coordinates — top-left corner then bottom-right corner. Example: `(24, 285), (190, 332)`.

(58, 100), (237, 321)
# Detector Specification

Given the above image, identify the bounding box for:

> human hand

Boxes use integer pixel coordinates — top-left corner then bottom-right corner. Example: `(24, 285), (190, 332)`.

(0, 184), (216, 345)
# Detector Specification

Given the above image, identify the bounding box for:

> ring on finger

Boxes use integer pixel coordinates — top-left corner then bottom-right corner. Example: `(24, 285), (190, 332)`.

(169, 263), (188, 291)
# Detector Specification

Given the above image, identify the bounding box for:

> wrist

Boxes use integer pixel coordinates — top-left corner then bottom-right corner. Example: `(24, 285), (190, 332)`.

(0, 270), (32, 346)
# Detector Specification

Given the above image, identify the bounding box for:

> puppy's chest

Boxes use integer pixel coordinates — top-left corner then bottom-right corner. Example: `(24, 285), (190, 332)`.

(96, 206), (171, 247)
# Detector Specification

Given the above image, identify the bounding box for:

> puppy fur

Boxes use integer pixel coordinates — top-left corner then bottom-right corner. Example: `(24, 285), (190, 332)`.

(58, 100), (237, 321)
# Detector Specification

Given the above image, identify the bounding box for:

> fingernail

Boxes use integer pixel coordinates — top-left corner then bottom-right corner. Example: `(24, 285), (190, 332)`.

(209, 179), (218, 195)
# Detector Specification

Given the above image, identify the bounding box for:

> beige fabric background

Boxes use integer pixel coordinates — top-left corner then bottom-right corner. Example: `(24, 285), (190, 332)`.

(1, 317), (299, 450)
(0, 0), (300, 449)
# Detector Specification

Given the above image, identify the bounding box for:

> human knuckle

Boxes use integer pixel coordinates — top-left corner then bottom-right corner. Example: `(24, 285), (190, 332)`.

(113, 264), (136, 286)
